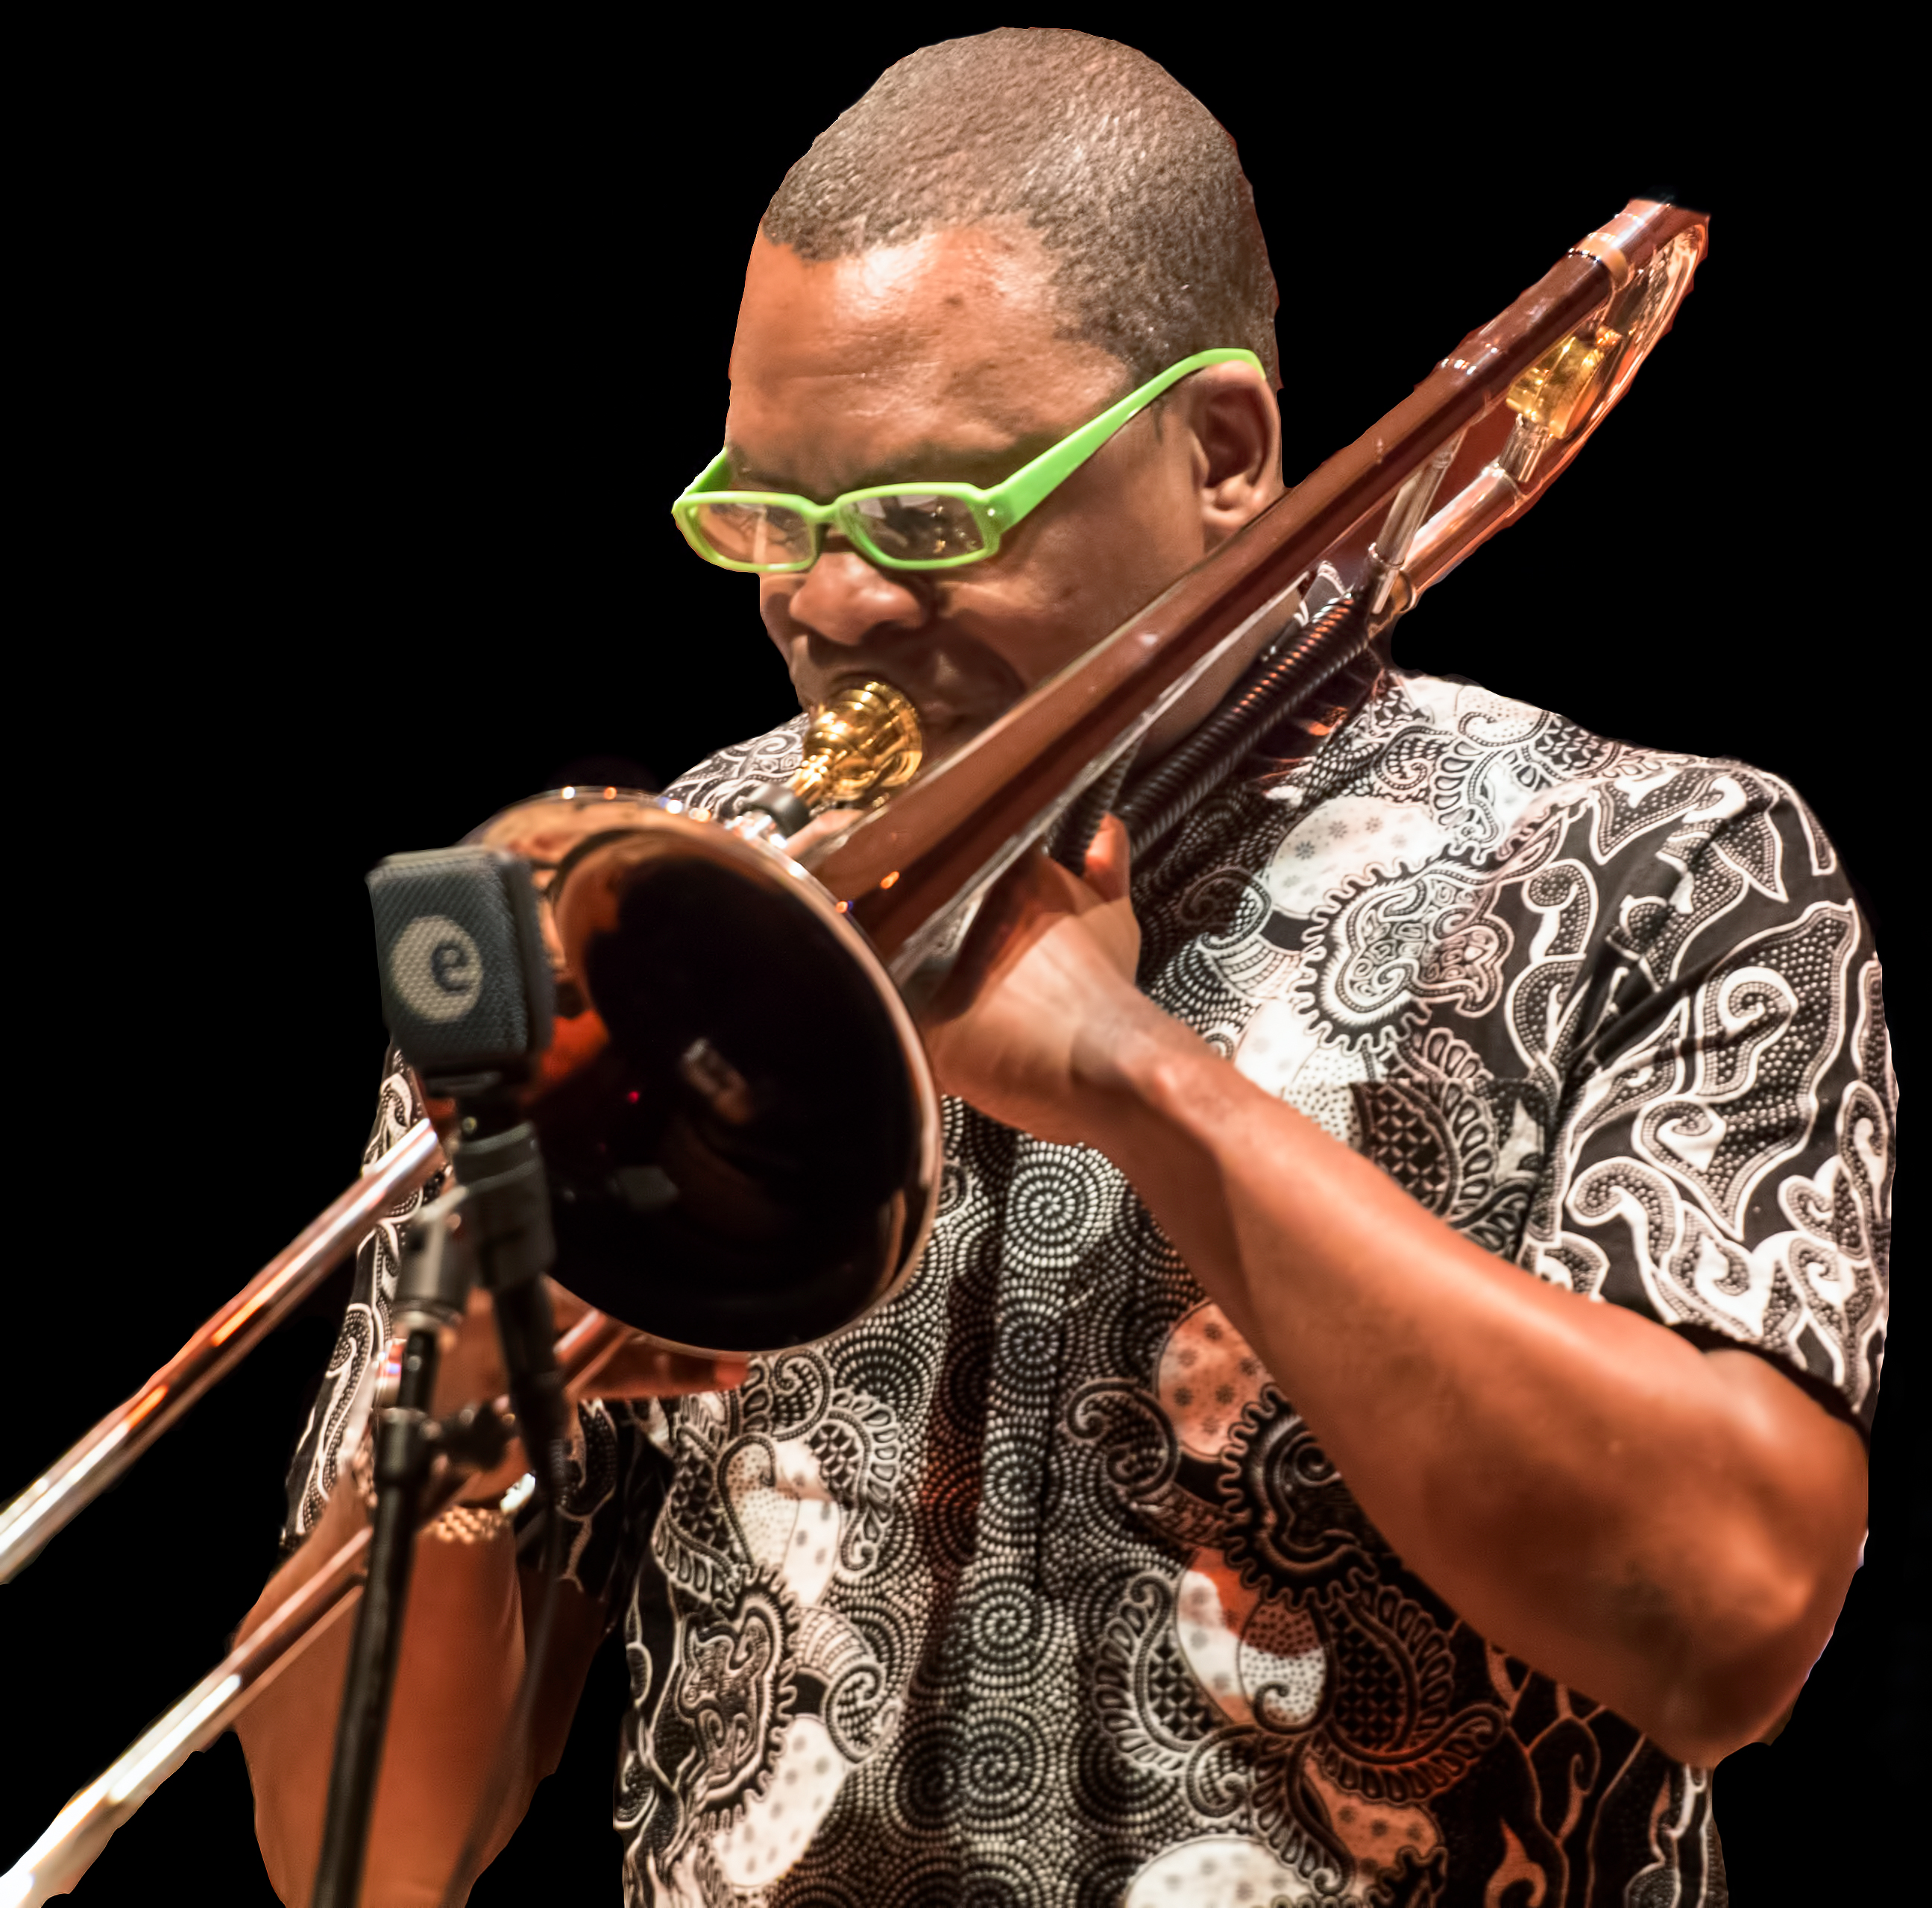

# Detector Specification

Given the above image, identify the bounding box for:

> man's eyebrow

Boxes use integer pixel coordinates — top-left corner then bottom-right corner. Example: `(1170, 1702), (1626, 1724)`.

(723, 446), (814, 492)
(725, 428), (1062, 498)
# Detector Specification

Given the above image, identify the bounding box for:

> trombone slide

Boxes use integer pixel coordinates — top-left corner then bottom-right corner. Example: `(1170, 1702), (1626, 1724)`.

(0, 1119), (444, 1584)
(1, 1308), (628, 1908)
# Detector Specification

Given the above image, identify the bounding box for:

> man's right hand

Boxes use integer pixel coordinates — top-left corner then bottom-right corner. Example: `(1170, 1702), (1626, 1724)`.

(427, 1279), (746, 1505)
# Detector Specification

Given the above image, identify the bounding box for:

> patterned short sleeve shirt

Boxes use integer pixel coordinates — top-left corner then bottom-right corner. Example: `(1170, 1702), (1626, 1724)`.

(286, 665), (1892, 1907)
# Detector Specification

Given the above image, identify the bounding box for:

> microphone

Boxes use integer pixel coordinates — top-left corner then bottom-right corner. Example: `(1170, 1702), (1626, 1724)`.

(367, 845), (567, 1454)
(362, 846), (581, 1908)
(318, 848), (568, 1907)
(367, 847), (554, 1094)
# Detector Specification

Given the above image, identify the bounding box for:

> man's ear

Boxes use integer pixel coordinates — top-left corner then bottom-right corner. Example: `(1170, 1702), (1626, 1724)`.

(1186, 365), (1283, 550)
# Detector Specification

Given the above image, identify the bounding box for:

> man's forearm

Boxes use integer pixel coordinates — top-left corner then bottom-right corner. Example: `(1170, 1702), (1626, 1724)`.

(233, 1483), (528, 1907)
(1074, 1007), (1868, 1763)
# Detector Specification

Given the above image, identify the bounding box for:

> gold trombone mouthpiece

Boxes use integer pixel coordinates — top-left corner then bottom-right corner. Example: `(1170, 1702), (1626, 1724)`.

(789, 680), (924, 812)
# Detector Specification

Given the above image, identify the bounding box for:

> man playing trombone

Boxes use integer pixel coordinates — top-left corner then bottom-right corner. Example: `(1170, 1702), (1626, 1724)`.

(237, 30), (1888, 1907)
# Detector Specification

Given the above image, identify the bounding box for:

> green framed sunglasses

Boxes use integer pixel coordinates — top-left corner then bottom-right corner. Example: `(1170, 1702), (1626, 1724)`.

(671, 347), (1265, 574)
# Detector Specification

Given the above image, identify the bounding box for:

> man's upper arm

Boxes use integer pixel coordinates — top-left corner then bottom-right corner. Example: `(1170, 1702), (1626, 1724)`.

(1521, 766), (1894, 1443)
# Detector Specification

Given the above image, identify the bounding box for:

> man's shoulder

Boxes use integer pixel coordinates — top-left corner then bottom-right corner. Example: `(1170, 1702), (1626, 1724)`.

(1359, 668), (1840, 878)
(657, 681), (1843, 898)
(660, 715), (811, 813)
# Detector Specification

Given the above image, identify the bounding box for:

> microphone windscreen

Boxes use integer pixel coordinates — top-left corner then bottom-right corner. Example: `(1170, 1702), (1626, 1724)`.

(367, 848), (553, 1085)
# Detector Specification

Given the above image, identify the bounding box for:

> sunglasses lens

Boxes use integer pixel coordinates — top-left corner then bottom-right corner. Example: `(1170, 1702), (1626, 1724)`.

(691, 500), (815, 569)
(846, 493), (987, 563)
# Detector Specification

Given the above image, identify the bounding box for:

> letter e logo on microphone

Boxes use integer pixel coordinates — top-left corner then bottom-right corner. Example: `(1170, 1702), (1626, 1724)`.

(391, 916), (483, 1023)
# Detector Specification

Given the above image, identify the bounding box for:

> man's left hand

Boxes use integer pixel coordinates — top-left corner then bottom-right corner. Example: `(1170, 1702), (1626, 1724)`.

(917, 813), (1169, 1144)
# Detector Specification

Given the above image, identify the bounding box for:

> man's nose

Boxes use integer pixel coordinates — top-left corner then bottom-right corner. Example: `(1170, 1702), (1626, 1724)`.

(774, 547), (928, 646)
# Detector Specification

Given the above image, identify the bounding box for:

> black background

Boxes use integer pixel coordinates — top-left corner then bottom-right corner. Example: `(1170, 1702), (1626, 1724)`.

(6, 20), (1916, 1904)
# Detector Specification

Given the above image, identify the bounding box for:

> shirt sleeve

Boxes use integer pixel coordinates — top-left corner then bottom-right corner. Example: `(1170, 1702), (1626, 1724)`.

(277, 1054), (672, 1602)
(1518, 763), (1894, 1437)
(278, 1050), (445, 1551)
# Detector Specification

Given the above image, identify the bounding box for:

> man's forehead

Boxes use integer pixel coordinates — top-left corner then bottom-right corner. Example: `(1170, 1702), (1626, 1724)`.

(725, 225), (1126, 488)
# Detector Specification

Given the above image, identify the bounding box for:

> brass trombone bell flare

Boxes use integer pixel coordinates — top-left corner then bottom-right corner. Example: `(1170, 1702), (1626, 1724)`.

(458, 768), (943, 1361)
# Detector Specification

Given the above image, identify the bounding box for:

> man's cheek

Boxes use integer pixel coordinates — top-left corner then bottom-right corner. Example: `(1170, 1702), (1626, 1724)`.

(758, 585), (810, 662)
(758, 579), (794, 635)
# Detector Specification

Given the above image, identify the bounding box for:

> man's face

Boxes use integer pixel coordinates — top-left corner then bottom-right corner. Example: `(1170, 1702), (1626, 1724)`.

(724, 224), (1269, 761)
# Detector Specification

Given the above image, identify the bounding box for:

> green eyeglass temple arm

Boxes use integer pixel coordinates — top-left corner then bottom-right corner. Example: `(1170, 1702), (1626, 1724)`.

(673, 347), (1266, 559)
(984, 347), (1265, 532)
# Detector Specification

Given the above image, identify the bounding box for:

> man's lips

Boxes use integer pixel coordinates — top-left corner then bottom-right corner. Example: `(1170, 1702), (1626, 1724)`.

(811, 664), (1016, 741)
(788, 625), (1030, 758)
(805, 674), (963, 754)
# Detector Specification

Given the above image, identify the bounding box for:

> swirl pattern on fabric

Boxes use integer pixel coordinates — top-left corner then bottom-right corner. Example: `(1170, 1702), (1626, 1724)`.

(283, 665), (1890, 1904)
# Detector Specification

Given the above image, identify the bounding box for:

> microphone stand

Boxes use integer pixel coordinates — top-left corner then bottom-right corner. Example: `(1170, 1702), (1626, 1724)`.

(312, 1092), (567, 1908)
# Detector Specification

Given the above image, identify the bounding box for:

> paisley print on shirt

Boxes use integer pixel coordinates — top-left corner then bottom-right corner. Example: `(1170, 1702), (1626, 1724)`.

(288, 664), (1891, 1905)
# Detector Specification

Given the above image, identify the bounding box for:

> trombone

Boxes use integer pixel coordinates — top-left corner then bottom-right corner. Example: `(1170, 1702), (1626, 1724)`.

(2, 196), (1707, 1906)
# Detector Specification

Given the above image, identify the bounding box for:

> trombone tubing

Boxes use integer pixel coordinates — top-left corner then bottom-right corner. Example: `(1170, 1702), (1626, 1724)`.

(811, 201), (1706, 965)
(0, 1118), (444, 1585)
(2, 1306), (628, 1908)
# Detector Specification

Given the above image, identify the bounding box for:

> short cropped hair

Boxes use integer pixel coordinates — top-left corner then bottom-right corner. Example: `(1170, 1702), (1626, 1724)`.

(762, 30), (1280, 389)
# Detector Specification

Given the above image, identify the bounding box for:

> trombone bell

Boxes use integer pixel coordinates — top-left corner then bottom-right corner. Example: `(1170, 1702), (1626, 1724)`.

(464, 769), (943, 1360)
